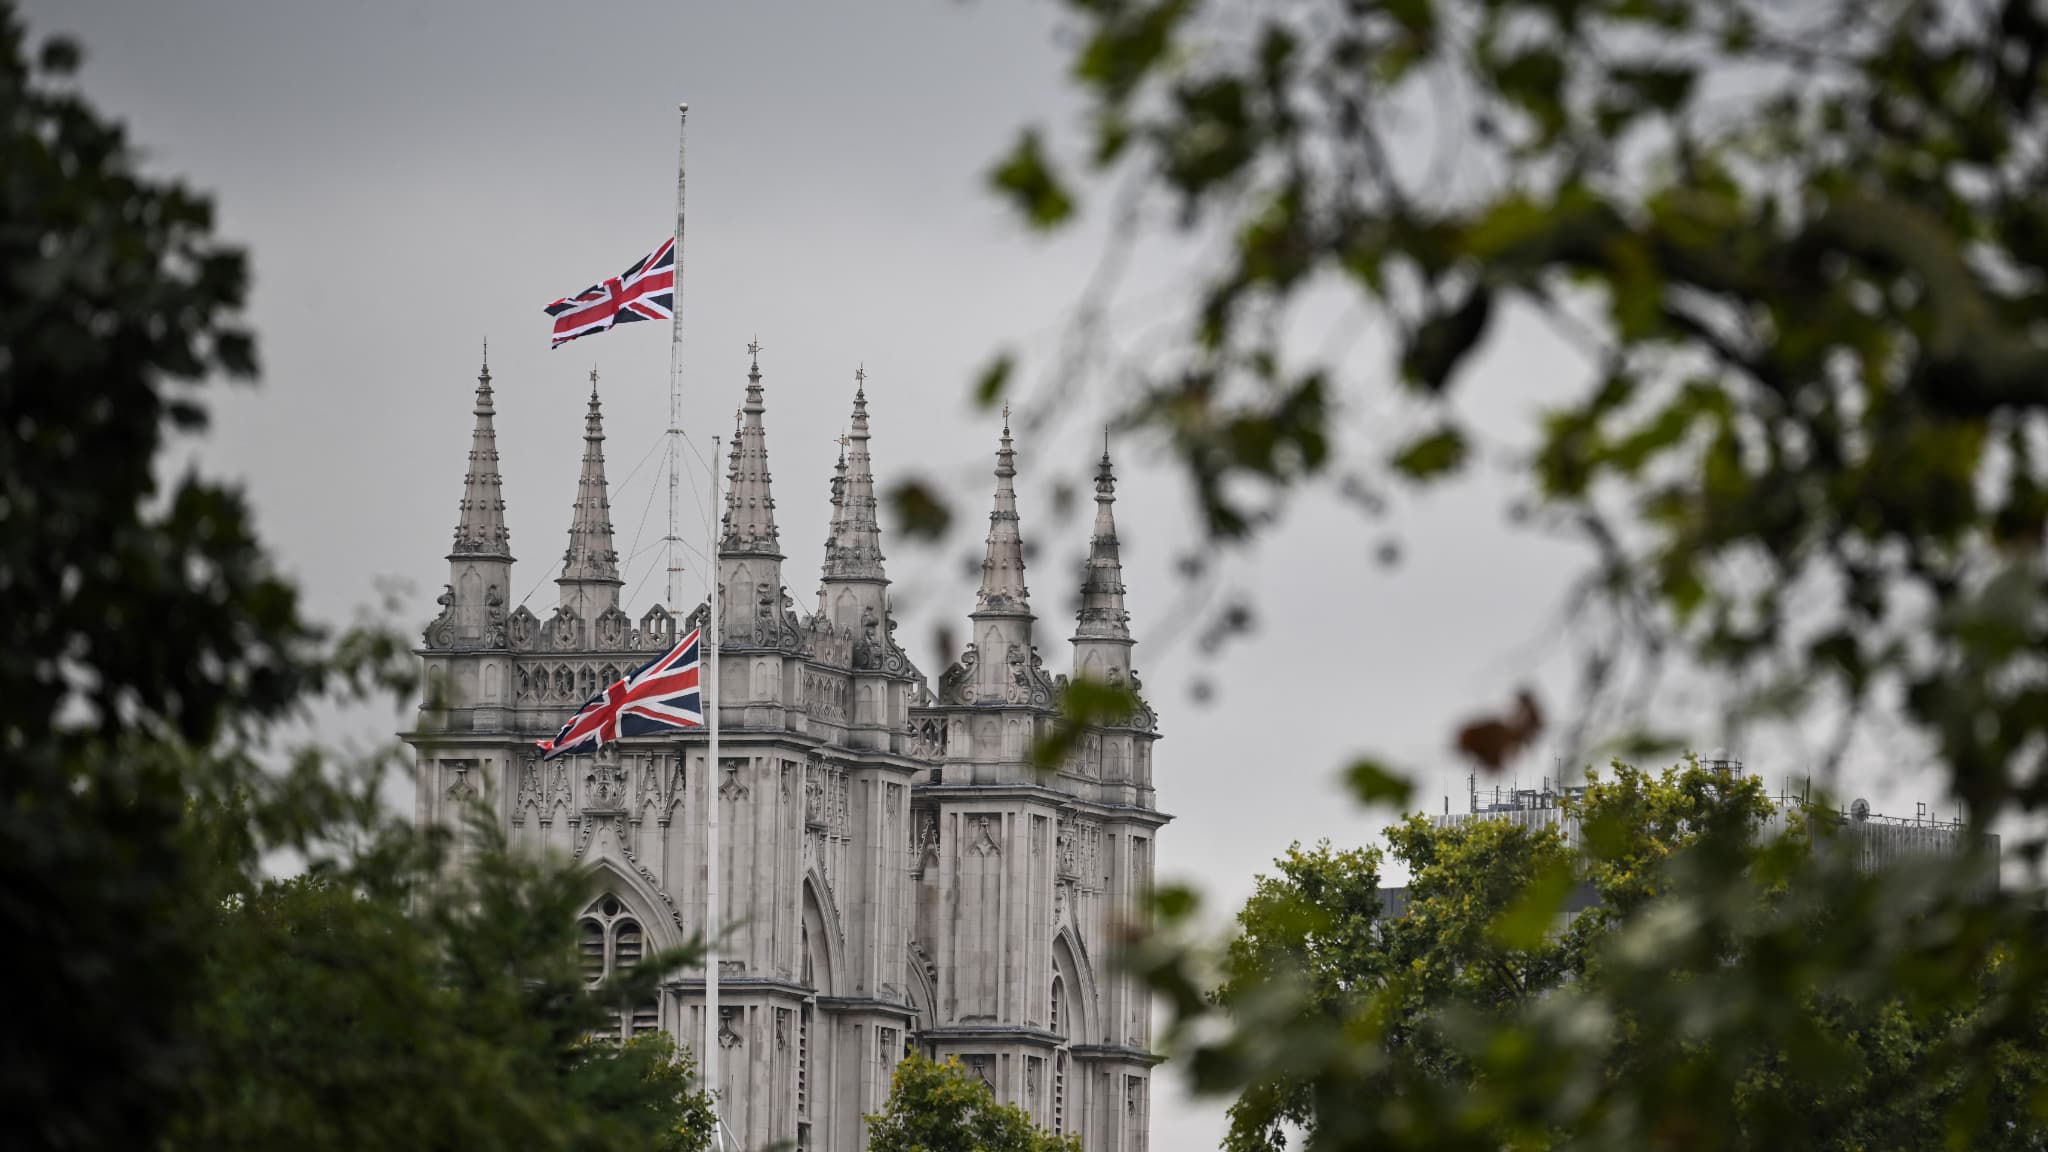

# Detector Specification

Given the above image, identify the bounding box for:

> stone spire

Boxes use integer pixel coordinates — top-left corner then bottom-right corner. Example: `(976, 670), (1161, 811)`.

(1072, 434), (1135, 682)
(973, 406), (1032, 619)
(821, 367), (886, 585)
(720, 341), (781, 558)
(428, 345), (515, 650)
(450, 348), (513, 562)
(556, 368), (623, 620)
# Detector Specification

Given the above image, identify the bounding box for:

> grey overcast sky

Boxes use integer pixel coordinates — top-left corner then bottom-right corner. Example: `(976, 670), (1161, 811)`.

(24, 1), (1949, 1145)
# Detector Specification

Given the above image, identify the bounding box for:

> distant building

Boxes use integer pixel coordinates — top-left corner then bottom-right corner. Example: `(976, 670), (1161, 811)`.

(405, 352), (1166, 1151)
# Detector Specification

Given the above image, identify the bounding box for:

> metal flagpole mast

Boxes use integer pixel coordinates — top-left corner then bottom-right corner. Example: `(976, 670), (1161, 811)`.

(704, 428), (720, 1139)
(663, 101), (727, 1149)
(704, 431), (724, 1149)
(665, 104), (688, 612)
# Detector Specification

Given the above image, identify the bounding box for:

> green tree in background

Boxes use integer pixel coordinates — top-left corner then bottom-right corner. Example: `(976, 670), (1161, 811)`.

(1219, 762), (2048, 1151)
(946, 1), (2048, 1148)
(866, 1052), (1082, 1152)
(0, 5), (711, 1149)
(172, 818), (715, 1152)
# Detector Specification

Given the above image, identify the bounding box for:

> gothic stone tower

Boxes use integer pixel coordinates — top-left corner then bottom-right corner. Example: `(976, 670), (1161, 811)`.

(406, 351), (1164, 1151)
(906, 418), (1166, 1150)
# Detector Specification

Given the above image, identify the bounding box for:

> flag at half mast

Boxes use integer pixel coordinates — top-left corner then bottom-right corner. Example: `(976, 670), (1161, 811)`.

(536, 627), (702, 759)
(542, 236), (676, 348)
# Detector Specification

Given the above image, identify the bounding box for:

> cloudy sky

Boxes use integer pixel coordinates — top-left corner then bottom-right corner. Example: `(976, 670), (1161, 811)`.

(25, 1), (1948, 1145)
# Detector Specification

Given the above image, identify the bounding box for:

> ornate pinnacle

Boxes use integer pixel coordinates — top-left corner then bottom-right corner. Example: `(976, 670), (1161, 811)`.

(974, 413), (1030, 616)
(1074, 439), (1130, 643)
(720, 344), (782, 557)
(822, 367), (887, 585)
(449, 356), (513, 561)
(558, 368), (621, 592)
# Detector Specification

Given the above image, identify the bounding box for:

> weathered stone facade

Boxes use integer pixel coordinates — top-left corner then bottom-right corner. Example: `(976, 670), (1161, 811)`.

(406, 352), (1166, 1150)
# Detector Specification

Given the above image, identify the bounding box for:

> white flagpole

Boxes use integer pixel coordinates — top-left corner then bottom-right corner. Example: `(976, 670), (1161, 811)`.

(704, 429), (724, 1148)
(665, 104), (688, 614)
(663, 100), (726, 1151)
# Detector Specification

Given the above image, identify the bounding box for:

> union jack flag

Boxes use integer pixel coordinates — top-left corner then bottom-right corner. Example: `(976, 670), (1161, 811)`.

(542, 236), (677, 348)
(537, 627), (703, 760)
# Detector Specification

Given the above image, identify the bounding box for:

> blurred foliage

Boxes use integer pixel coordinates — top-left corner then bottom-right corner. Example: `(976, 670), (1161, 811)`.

(865, 1052), (1083, 1152)
(0, 6), (710, 1149)
(1201, 761), (2046, 1152)
(961, 1), (2048, 1146)
(172, 814), (715, 1152)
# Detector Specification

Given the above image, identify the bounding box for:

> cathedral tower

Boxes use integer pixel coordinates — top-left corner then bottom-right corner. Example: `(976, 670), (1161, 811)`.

(408, 353), (1162, 1151)
(906, 420), (1167, 1150)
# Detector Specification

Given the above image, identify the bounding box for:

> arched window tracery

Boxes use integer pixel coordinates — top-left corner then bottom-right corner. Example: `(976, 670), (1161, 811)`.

(578, 894), (660, 1041)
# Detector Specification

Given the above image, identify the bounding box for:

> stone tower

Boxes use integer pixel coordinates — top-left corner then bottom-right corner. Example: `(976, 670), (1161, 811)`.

(407, 355), (1164, 1151)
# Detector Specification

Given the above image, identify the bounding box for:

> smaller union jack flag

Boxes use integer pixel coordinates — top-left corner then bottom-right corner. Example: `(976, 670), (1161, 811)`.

(542, 236), (676, 348)
(537, 627), (703, 760)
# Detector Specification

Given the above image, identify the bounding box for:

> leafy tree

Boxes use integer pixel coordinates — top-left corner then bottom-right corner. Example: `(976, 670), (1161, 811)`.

(0, 6), (712, 1150)
(170, 817), (715, 1152)
(941, 2), (2048, 1149)
(1212, 761), (2048, 1152)
(866, 1052), (1082, 1152)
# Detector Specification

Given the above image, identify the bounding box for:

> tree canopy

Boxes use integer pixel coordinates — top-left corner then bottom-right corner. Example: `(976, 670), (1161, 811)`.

(0, 6), (711, 1149)
(943, 3), (2048, 1148)
(866, 1052), (1082, 1152)
(1218, 761), (2047, 1152)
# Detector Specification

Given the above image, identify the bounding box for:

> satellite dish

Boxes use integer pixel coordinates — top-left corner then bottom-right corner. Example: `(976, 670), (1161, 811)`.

(1850, 798), (1870, 822)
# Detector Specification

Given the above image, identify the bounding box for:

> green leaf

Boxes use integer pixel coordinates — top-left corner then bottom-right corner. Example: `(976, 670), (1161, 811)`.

(886, 480), (952, 542)
(973, 352), (1014, 410)
(1344, 758), (1415, 808)
(1401, 285), (1493, 393)
(1389, 425), (1469, 481)
(989, 129), (1075, 230)
(1488, 859), (1576, 950)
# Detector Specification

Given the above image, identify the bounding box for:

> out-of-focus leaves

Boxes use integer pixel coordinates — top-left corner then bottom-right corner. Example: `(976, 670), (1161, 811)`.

(1032, 676), (1140, 771)
(887, 478), (954, 542)
(973, 352), (1015, 410)
(1344, 758), (1415, 808)
(1452, 688), (1543, 772)
(1389, 426), (1469, 482)
(1399, 285), (1494, 394)
(989, 129), (1075, 230)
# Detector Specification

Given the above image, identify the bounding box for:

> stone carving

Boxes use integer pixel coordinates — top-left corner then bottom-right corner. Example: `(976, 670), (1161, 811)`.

(594, 604), (630, 649)
(911, 812), (940, 878)
(968, 816), (1001, 857)
(548, 761), (572, 812)
(719, 960), (746, 976)
(584, 750), (627, 811)
(907, 718), (946, 762)
(547, 604), (581, 651)
(806, 772), (827, 828)
(718, 1009), (742, 1049)
(1004, 646), (1057, 707)
(1056, 821), (1078, 879)
(484, 584), (507, 648)
(938, 643), (977, 705)
(718, 762), (750, 801)
(444, 762), (477, 802)
(515, 755), (541, 815)
(507, 604), (538, 650)
(424, 584), (456, 648)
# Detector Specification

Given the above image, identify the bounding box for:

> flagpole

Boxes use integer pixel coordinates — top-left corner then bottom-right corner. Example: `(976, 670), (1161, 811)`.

(662, 100), (726, 1151)
(703, 430), (723, 1149)
(665, 103), (688, 615)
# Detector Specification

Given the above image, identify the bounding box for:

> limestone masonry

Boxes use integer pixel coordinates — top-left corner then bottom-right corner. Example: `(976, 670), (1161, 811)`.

(405, 350), (1166, 1151)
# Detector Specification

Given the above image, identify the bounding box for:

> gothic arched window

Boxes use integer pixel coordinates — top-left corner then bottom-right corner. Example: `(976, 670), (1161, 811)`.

(579, 894), (660, 1041)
